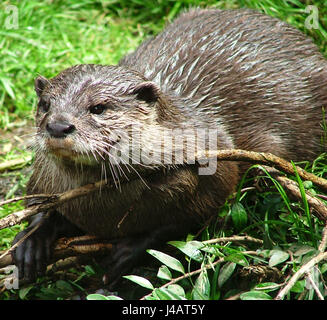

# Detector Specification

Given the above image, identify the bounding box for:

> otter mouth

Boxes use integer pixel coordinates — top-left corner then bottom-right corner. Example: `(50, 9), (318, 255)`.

(45, 137), (86, 162)
(44, 136), (115, 165)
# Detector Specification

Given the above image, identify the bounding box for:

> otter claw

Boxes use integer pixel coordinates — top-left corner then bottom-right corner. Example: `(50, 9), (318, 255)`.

(11, 211), (82, 282)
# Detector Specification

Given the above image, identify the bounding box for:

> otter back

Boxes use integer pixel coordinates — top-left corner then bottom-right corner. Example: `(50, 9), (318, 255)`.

(121, 8), (327, 160)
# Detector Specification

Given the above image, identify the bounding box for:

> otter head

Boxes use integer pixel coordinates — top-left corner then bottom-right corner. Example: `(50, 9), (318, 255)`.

(33, 64), (178, 172)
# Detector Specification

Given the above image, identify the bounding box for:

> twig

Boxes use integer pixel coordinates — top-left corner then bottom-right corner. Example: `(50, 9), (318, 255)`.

(275, 251), (327, 300)
(202, 235), (264, 245)
(0, 222), (41, 263)
(140, 257), (225, 300)
(140, 248), (268, 300)
(0, 235), (113, 268)
(306, 270), (324, 300)
(0, 149), (326, 287)
(0, 194), (52, 207)
(0, 179), (111, 231)
(196, 149), (327, 192)
(319, 222), (327, 252)
(1, 149), (327, 231)
(264, 167), (327, 221)
(225, 292), (243, 300)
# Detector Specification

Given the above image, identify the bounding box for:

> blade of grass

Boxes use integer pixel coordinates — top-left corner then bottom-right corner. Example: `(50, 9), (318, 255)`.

(291, 161), (316, 248)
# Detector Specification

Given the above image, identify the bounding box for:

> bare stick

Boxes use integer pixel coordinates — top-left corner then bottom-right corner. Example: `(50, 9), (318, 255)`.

(264, 167), (327, 221)
(0, 149), (326, 276)
(305, 271), (324, 300)
(0, 194), (52, 207)
(0, 235), (113, 268)
(1, 149), (326, 231)
(203, 235), (264, 245)
(0, 179), (111, 231)
(196, 149), (327, 192)
(319, 223), (327, 252)
(275, 251), (327, 300)
(0, 223), (41, 263)
(317, 194), (327, 201)
(2, 149), (327, 209)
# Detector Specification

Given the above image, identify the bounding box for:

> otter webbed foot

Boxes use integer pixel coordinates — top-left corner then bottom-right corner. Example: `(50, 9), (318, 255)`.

(12, 211), (82, 281)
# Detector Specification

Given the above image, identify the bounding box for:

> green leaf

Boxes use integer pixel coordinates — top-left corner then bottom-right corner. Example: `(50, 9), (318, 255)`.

(321, 263), (327, 274)
(293, 245), (316, 257)
(290, 280), (305, 293)
(302, 181), (313, 189)
(269, 250), (289, 267)
(153, 288), (186, 300)
(231, 202), (248, 231)
(192, 269), (210, 300)
(87, 294), (123, 300)
(84, 265), (96, 275)
(218, 262), (236, 288)
(86, 294), (110, 300)
(123, 275), (154, 290)
(254, 282), (280, 292)
(147, 249), (185, 274)
(168, 240), (204, 262)
(18, 285), (34, 300)
(302, 250), (319, 264)
(240, 291), (272, 300)
(224, 253), (249, 267)
(0, 77), (15, 100)
(167, 284), (185, 297)
(157, 265), (172, 281)
(55, 280), (74, 293)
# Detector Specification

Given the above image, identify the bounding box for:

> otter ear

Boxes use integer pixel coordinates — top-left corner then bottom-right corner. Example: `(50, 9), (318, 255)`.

(34, 75), (48, 97)
(132, 81), (160, 103)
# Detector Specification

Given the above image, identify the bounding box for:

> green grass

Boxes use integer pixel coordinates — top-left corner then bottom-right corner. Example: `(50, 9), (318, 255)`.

(0, 0), (326, 300)
(0, 0), (326, 124)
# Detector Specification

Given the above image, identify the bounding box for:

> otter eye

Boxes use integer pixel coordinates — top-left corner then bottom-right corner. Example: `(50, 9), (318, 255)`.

(38, 99), (50, 113)
(89, 104), (107, 115)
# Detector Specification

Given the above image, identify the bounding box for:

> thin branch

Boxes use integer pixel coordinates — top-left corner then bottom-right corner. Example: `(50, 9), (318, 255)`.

(0, 222), (41, 263)
(196, 149), (327, 192)
(0, 149), (326, 289)
(0, 235), (113, 268)
(202, 235), (264, 245)
(305, 271), (324, 300)
(0, 179), (111, 231)
(1, 149), (326, 231)
(264, 167), (327, 221)
(275, 251), (327, 300)
(319, 222), (327, 252)
(317, 194), (327, 201)
(0, 194), (52, 207)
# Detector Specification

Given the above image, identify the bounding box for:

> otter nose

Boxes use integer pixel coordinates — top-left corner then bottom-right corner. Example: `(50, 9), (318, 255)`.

(46, 121), (75, 138)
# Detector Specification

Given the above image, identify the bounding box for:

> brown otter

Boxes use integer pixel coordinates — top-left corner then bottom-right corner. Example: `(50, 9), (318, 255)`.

(12, 8), (327, 284)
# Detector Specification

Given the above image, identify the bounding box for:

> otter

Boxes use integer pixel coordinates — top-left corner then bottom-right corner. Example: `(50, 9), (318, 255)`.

(12, 8), (327, 285)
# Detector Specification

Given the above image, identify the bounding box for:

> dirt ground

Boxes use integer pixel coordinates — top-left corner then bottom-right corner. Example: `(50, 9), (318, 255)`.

(0, 121), (34, 201)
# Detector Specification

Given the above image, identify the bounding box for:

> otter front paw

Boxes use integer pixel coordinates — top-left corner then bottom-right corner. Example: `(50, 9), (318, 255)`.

(12, 223), (53, 281)
(11, 211), (82, 282)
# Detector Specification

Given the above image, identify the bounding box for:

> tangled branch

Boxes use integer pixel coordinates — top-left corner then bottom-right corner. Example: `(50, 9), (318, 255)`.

(0, 149), (326, 297)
